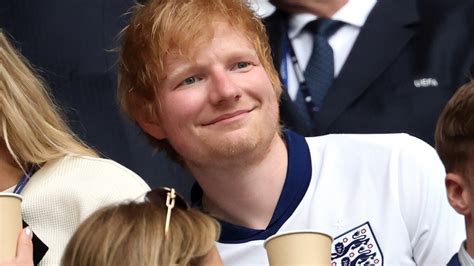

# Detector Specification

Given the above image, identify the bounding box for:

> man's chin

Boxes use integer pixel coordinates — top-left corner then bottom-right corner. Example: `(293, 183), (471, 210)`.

(208, 134), (259, 158)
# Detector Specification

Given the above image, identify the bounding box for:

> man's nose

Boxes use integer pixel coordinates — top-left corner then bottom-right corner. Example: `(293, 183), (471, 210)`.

(208, 71), (242, 105)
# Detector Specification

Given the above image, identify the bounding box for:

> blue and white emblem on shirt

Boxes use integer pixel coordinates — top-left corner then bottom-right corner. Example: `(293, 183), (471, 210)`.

(330, 222), (383, 265)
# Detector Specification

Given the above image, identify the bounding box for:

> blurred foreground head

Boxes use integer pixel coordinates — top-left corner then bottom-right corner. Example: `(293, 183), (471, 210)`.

(62, 194), (221, 266)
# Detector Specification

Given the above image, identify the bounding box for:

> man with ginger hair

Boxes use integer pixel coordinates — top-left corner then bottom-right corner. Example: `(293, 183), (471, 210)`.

(118, 0), (464, 264)
(436, 80), (474, 266)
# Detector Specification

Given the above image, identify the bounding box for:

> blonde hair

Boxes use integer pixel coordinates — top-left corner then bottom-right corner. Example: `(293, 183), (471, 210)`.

(62, 201), (221, 266)
(0, 31), (96, 170)
(118, 0), (282, 160)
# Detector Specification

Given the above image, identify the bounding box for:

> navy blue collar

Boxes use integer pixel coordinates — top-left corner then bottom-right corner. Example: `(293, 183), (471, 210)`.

(191, 130), (312, 243)
(447, 253), (461, 266)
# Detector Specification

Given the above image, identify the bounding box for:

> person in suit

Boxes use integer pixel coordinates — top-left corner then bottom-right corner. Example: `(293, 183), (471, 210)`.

(265, 0), (474, 146)
(435, 80), (474, 266)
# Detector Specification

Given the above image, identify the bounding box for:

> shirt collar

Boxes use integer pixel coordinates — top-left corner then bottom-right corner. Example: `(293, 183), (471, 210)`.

(459, 241), (474, 266)
(288, 0), (377, 39)
(191, 130), (312, 243)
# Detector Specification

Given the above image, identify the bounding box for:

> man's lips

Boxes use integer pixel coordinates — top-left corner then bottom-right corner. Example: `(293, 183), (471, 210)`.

(202, 109), (254, 126)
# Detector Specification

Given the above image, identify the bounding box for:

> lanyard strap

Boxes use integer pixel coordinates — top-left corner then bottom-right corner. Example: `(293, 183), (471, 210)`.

(13, 167), (35, 194)
(281, 36), (320, 117)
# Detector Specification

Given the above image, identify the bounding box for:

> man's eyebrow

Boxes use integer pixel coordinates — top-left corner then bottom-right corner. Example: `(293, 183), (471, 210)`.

(167, 64), (192, 79)
(165, 59), (197, 81)
(226, 49), (258, 59)
(165, 48), (258, 79)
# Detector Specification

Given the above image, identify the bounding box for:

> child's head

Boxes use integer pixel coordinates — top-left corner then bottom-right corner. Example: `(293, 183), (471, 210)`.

(62, 188), (221, 266)
(436, 80), (474, 218)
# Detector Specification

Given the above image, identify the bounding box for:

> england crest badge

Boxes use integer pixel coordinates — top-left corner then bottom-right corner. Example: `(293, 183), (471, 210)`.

(331, 222), (383, 265)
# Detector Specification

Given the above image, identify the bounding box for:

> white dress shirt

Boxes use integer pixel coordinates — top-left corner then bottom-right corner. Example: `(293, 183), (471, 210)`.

(247, 0), (276, 18)
(458, 241), (474, 266)
(284, 0), (377, 100)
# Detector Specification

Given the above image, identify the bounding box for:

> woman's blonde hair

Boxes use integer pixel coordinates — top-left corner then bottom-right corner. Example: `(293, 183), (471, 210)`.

(0, 31), (96, 170)
(62, 201), (221, 266)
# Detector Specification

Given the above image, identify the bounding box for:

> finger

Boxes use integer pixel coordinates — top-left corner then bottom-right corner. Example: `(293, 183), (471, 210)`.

(15, 227), (33, 265)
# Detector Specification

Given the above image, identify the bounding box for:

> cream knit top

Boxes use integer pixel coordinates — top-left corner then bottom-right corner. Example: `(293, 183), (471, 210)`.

(3, 154), (150, 265)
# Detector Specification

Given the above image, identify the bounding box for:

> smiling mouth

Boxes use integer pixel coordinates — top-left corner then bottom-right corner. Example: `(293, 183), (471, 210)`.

(203, 109), (254, 126)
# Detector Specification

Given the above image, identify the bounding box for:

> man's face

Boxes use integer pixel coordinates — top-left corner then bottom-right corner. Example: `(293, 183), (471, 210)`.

(143, 22), (280, 168)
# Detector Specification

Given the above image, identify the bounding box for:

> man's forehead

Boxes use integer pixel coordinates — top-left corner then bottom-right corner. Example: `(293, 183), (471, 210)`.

(162, 50), (200, 76)
(169, 21), (250, 53)
(163, 27), (256, 64)
(164, 45), (257, 63)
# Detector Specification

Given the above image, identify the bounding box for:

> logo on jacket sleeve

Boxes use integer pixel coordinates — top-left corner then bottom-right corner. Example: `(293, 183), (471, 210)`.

(331, 222), (383, 266)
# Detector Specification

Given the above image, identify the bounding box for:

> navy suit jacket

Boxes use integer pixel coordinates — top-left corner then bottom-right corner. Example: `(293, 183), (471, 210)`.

(265, 0), (474, 145)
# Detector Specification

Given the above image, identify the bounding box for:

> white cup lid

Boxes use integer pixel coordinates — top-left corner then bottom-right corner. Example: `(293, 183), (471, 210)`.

(0, 193), (23, 201)
(264, 230), (333, 247)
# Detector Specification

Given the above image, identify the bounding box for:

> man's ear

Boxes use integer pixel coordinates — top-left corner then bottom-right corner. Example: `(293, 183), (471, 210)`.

(446, 173), (471, 216)
(135, 102), (167, 140)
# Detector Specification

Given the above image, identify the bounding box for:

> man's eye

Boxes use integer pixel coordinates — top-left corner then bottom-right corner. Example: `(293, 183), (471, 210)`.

(182, 76), (198, 85)
(237, 62), (249, 68)
(233, 62), (250, 70)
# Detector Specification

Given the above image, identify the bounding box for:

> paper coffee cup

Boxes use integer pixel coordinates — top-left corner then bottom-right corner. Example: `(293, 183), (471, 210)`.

(264, 230), (333, 265)
(0, 193), (23, 260)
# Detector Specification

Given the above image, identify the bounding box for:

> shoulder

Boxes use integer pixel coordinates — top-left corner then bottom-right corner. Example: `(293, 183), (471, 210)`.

(417, 0), (473, 11)
(306, 133), (433, 154)
(37, 154), (150, 191)
(24, 154), (150, 217)
(371, 0), (473, 28)
(58, 154), (138, 173)
(306, 133), (442, 172)
(416, 0), (474, 26)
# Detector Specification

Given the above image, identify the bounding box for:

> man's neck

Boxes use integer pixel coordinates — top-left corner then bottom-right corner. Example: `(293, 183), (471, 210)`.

(283, 0), (348, 18)
(0, 144), (23, 191)
(191, 133), (288, 229)
(308, 0), (348, 18)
